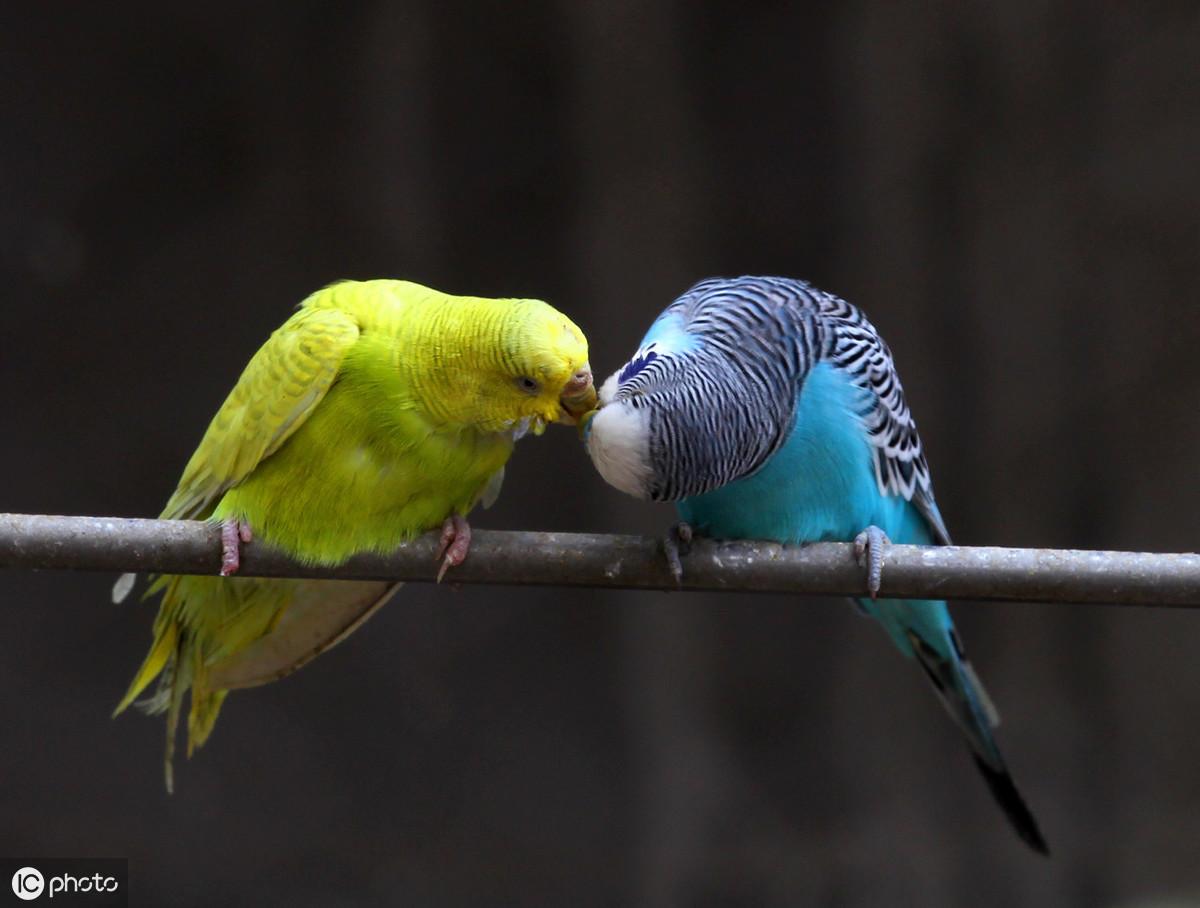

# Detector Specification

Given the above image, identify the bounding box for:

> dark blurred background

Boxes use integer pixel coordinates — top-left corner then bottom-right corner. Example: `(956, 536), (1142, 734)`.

(2, 3), (1199, 905)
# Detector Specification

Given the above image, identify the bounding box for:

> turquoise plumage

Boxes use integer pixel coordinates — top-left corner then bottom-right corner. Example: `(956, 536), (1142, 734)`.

(585, 276), (1047, 854)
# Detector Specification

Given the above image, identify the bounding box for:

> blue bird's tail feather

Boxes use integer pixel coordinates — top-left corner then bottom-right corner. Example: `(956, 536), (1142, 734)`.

(905, 622), (1050, 856)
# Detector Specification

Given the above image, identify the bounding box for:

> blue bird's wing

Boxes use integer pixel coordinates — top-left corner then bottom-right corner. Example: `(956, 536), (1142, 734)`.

(822, 299), (951, 545)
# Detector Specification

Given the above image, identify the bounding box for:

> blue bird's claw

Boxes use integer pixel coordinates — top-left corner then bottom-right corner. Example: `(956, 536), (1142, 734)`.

(663, 522), (694, 586)
(853, 525), (890, 599)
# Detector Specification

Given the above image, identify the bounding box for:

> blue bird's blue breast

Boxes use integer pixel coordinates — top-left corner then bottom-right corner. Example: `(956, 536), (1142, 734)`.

(677, 363), (935, 548)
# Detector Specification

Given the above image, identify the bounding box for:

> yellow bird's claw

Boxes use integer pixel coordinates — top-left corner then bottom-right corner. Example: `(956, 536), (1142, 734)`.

(435, 515), (471, 583)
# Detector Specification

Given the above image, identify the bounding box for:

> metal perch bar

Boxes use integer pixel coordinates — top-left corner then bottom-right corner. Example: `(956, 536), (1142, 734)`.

(1, 512), (1198, 607)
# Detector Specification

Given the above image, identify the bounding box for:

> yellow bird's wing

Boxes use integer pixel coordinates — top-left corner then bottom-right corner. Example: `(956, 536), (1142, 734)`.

(112, 306), (359, 604)
(162, 305), (361, 521)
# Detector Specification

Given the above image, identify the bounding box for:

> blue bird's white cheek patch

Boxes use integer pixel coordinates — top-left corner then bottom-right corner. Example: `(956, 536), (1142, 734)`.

(582, 401), (654, 499)
(597, 369), (624, 406)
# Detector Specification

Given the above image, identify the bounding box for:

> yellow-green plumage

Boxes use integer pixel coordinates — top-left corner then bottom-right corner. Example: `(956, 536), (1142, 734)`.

(116, 279), (593, 788)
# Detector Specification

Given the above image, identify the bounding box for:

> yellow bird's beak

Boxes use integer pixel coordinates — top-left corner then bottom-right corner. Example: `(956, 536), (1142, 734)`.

(557, 366), (597, 425)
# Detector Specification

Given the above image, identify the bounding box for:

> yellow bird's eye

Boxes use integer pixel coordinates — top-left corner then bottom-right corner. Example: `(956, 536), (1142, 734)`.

(516, 376), (540, 394)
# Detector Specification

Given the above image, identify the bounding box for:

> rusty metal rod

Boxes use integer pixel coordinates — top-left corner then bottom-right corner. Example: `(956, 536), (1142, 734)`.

(1, 512), (1198, 606)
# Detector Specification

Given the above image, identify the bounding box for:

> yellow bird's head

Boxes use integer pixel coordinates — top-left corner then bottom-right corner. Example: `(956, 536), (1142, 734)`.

(480, 299), (596, 435)
(360, 283), (596, 435)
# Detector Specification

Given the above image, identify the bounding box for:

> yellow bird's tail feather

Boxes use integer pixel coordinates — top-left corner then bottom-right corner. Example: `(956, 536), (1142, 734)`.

(186, 641), (227, 758)
(163, 644), (187, 794)
(117, 572), (398, 790)
(117, 629), (232, 792)
(112, 619), (178, 717)
(113, 575), (239, 791)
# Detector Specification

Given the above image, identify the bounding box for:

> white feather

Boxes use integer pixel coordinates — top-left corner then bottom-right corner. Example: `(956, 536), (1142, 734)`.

(480, 466), (505, 509)
(585, 401), (653, 498)
(597, 370), (622, 406)
(112, 572), (136, 604)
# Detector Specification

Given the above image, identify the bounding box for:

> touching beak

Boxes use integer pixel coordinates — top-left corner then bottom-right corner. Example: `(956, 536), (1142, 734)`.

(558, 365), (597, 424)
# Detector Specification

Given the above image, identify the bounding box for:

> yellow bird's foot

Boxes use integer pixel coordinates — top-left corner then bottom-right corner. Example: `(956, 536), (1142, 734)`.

(853, 524), (891, 599)
(219, 518), (253, 576)
(436, 514), (471, 583)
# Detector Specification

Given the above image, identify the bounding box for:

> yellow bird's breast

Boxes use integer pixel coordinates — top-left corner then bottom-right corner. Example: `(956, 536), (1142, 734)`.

(212, 382), (514, 565)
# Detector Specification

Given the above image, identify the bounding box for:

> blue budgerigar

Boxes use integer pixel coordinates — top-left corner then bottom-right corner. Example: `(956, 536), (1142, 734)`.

(583, 276), (1047, 854)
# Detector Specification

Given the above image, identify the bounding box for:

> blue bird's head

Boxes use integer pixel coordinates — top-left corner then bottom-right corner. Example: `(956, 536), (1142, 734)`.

(583, 277), (812, 502)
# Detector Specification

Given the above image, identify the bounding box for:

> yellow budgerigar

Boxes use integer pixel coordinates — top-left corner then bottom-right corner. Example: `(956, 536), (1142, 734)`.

(114, 279), (595, 789)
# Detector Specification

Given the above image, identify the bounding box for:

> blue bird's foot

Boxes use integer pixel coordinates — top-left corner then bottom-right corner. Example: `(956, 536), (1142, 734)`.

(853, 525), (890, 599)
(663, 522), (694, 586)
